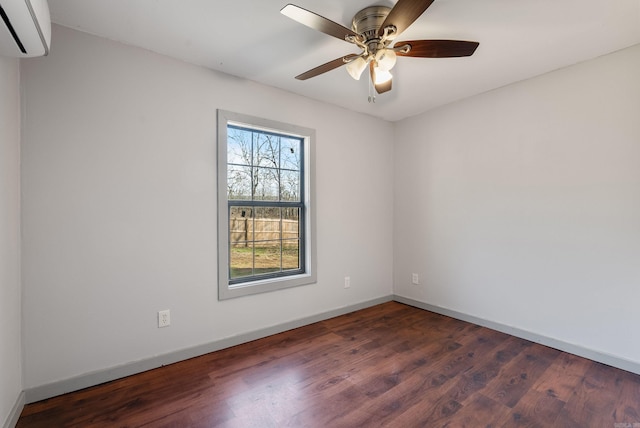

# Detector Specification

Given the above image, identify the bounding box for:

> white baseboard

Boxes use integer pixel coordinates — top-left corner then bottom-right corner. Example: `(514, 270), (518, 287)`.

(394, 295), (640, 376)
(24, 295), (394, 404)
(3, 391), (24, 428)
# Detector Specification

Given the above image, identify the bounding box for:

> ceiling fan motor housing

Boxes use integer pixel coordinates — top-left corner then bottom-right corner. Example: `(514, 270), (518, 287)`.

(351, 6), (391, 43)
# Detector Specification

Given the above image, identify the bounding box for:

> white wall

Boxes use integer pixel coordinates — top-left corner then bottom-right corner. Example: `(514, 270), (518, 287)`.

(0, 56), (23, 426)
(21, 25), (394, 389)
(394, 44), (640, 365)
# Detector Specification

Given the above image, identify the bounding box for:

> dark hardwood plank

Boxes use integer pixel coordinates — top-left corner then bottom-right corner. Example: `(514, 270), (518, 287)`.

(530, 351), (593, 402)
(558, 360), (638, 427)
(481, 343), (561, 408)
(496, 388), (566, 427)
(17, 302), (640, 427)
(442, 393), (511, 428)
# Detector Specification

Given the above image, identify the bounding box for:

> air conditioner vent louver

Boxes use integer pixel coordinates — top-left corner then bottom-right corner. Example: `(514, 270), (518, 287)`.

(0, 0), (50, 58)
(0, 4), (27, 53)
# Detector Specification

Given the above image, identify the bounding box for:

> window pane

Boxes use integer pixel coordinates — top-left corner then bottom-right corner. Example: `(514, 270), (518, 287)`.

(227, 128), (252, 166)
(230, 241), (253, 279)
(255, 207), (281, 245)
(282, 208), (300, 240)
(280, 170), (300, 202)
(253, 167), (279, 201)
(230, 206), (253, 243)
(254, 133), (280, 169)
(281, 137), (301, 171)
(227, 166), (252, 200)
(255, 242), (281, 275)
(283, 239), (300, 271)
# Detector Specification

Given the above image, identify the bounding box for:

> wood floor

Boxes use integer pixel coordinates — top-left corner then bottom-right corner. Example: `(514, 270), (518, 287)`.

(17, 302), (640, 427)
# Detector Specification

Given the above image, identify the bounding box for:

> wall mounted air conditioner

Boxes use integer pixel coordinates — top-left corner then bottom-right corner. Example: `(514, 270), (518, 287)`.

(0, 0), (50, 57)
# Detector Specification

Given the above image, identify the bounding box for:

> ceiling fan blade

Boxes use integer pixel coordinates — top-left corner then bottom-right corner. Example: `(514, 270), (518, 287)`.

(295, 54), (359, 80)
(395, 40), (479, 57)
(378, 0), (435, 37)
(281, 4), (359, 43)
(370, 61), (393, 94)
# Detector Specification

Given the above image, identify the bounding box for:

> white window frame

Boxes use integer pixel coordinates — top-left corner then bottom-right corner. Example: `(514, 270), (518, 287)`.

(217, 110), (316, 300)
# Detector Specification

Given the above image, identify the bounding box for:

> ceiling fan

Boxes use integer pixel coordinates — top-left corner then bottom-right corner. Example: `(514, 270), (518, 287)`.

(281, 0), (479, 101)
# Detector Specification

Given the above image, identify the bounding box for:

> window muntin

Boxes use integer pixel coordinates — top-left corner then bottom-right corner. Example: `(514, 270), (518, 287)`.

(217, 111), (316, 300)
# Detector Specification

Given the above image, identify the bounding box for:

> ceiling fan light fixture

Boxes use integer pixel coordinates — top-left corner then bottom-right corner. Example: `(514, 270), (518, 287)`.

(375, 49), (397, 71)
(374, 68), (393, 85)
(346, 56), (367, 80)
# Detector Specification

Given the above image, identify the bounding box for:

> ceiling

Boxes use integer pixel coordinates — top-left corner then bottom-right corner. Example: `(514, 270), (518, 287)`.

(48, 0), (640, 122)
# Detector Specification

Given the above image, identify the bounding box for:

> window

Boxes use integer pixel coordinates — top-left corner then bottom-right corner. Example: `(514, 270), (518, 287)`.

(217, 110), (316, 299)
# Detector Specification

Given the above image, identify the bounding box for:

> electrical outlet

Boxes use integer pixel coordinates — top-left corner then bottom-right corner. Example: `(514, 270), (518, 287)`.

(412, 273), (420, 285)
(158, 309), (170, 328)
(344, 276), (351, 288)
